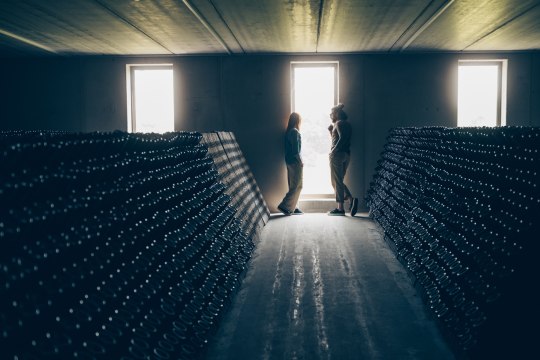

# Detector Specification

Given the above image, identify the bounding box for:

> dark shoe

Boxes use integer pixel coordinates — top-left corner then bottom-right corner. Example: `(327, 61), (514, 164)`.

(278, 205), (291, 216)
(350, 198), (359, 216)
(292, 208), (304, 215)
(327, 208), (345, 216)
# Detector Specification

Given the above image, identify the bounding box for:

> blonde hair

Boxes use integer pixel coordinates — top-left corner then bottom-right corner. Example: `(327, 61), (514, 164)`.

(287, 112), (302, 131)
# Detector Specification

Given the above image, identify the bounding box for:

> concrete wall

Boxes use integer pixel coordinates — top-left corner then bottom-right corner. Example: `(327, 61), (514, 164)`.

(1, 58), (85, 131)
(1, 53), (538, 212)
(531, 53), (540, 125)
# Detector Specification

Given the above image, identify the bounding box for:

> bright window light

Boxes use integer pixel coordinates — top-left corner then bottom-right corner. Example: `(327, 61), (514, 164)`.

(128, 65), (174, 133)
(292, 63), (337, 196)
(458, 62), (504, 127)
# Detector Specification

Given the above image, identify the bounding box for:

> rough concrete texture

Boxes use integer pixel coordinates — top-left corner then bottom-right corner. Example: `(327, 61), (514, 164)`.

(205, 213), (455, 360)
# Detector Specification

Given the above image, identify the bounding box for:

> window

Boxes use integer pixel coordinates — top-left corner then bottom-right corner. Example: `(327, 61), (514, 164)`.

(127, 64), (174, 133)
(291, 62), (338, 196)
(458, 60), (507, 127)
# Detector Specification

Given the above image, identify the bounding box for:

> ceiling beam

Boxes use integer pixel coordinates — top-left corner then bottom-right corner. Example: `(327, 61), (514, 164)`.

(315, 0), (325, 53)
(93, 0), (174, 54)
(182, 0), (231, 54)
(0, 28), (57, 54)
(463, 2), (540, 50)
(208, 0), (244, 53)
(399, 0), (455, 51)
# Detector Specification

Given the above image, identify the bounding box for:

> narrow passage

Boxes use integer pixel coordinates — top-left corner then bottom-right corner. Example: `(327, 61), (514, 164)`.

(206, 213), (455, 360)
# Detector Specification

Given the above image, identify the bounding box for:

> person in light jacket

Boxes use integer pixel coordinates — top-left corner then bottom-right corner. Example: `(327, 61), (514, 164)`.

(277, 112), (304, 215)
(327, 103), (358, 216)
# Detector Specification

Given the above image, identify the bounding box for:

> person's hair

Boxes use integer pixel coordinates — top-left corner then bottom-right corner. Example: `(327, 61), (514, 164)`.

(331, 103), (348, 120)
(287, 112), (302, 131)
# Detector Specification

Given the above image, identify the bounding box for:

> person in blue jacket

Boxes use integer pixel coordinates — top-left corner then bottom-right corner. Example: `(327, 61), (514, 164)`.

(278, 112), (304, 215)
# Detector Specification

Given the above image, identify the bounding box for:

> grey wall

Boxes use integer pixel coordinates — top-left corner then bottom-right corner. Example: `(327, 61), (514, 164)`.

(1, 53), (539, 212)
(1, 58), (85, 131)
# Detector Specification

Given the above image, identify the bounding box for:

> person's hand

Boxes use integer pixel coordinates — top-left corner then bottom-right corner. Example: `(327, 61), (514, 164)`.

(328, 124), (333, 132)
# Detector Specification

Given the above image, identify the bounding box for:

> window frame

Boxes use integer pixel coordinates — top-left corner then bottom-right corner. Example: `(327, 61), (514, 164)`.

(289, 61), (339, 198)
(457, 59), (507, 127)
(126, 64), (174, 133)
(290, 61), (339, 114)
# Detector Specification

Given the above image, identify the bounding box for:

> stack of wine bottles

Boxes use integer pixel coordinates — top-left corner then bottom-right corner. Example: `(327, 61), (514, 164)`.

(202, 132), (270, 239)
(367, 126), (540, 358)
(0, 130), (268, 359)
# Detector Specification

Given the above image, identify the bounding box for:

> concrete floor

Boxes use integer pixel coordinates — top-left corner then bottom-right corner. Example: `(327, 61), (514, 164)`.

(205, 213), (455, 360)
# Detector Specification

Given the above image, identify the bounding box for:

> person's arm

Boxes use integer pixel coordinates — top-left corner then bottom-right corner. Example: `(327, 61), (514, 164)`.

(332, 121), (344, 150)
(290, 130), (303, 165)
(294, 131), (304, 166)
(297, 132), (303, 166)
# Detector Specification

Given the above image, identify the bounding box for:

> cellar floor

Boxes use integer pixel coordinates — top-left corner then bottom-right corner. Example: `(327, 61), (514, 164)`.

(205, 213), (456, 360)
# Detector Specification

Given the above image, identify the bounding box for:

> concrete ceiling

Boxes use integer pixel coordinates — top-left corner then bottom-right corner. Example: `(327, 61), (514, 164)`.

(1, 0), (539, 56)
